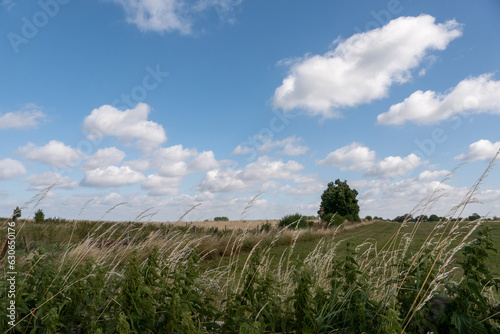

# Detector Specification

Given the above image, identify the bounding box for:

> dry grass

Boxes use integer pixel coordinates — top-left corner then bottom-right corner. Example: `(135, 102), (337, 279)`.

(151, 219), (279, 230)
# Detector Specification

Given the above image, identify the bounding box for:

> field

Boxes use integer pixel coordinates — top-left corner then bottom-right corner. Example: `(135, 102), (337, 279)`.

(1, 213), (499, 333)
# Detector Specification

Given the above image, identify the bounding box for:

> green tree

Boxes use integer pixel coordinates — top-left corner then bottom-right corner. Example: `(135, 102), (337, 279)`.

(467, 213), (481, 221)
(34, 209), (45, 223)
(428, 214), (440, 222)
(318, 179), (360, 222)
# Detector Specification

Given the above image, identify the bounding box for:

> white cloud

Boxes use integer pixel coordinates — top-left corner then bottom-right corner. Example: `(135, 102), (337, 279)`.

(378, 74), (500, 125)
(111, 0), (191, 34)
(81, 166), (145, 187)
(233, 135), (309, 157)
(152, 145), (195, 176)
(196, 168), (246, 192)
(197, 156), (304, 193)
(417, 170), (450, 181)
(19, 140), (83, 169)
(193, 0), (243, 22)
(365, 154), (422, 179)
(111, 0), (243, 34)
(82, 147), (126, 170)
(353, 177), (467, 219)
(0, 158), (26, 180)
(82, 103), (167, 152)
(187, 151), (220, 173)
(318, 143), (422, 179)
(159, 161), (188, 177)
(0, 104), (46, 129)
(124, 159), (151, 171)
(273, 15), (462, 117)
(24, 172), (78, 190)
(239, 156), (303, 182)
(454, 139), (500, 162)
(156, 145), (197, 161)
(317, 142), (376, 171)
(281, 174), (325, 195)
(141, 174), (181, 196)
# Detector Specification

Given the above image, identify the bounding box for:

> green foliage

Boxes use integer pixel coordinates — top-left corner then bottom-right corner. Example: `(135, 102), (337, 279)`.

(214, 216), (229, 221)
(365, 215), (373, 221)
(34, 209), (45, 223)
(318, 179), (360, 222)
(260, 221), (272, 232)
(1, 218), (498, 334)
(293, 267), (316, 333)
(393, 213), (412, 223)
(323, 213), (345, 227)
(279, 213), (313, 229)
(469, 213), (482, 221)
(12, 206), (21, 219)
(428, 214), (441, 222)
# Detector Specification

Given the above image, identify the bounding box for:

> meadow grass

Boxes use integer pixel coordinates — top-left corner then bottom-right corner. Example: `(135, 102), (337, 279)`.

(0, 153), (499, 333)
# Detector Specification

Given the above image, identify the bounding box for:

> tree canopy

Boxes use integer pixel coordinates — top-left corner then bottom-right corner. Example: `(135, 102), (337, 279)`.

(318, 179), (360, 222)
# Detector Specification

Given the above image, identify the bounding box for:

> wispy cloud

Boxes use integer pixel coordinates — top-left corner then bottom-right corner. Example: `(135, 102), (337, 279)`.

(110, 0), (243, 33)
(0, 104), (46, 129)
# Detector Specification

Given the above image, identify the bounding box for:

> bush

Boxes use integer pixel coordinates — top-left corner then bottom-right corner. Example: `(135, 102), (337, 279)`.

(34, 209), (45, 223)
(365, 215), (373, 221)
(214, 216), (229, 221)
(468, 213), (481, 221)
(279, 213), (312, 229)
(260, 221), (272, 232)
(322, 213), (346, 227)
(428, 214), (440, 222)
(12, 206), (21, 220)
(393, 213), (412, 223)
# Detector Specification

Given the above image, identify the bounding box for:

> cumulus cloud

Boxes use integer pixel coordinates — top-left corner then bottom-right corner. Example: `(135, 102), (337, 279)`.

(273, 15), (462, 117)
(141, 174), (182, 196)
(111, 0), (243, 34)
(81, 166), (145, 187)
(239, 156), (304, 182)
(318, 143), (422, 179)
(0, 158), (26, 180)
(317, 142), (376, 171)
(196, 168), (246, 192)
(197, 156), (304, 193)
(280, 174), (325, 195)
(148, 145), (229, 176)
(188, 151), (221, 173)
(19, 140), (83, 169)
(353, 177), (466, 218)
(233, 135), (309, 157)
(454, 139), (500, 162)
(0, 104), (46, 129)
(82, 103), (167, 152)
(364, 154), (422, 179)
(82, 147), (126, 170)
(24, 172), (78, 190)
(417, 170), (450, 181)
(378, 74), (500, 125)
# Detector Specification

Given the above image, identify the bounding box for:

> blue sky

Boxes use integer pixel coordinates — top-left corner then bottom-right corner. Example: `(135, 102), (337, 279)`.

(1, 0), (499, 221)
